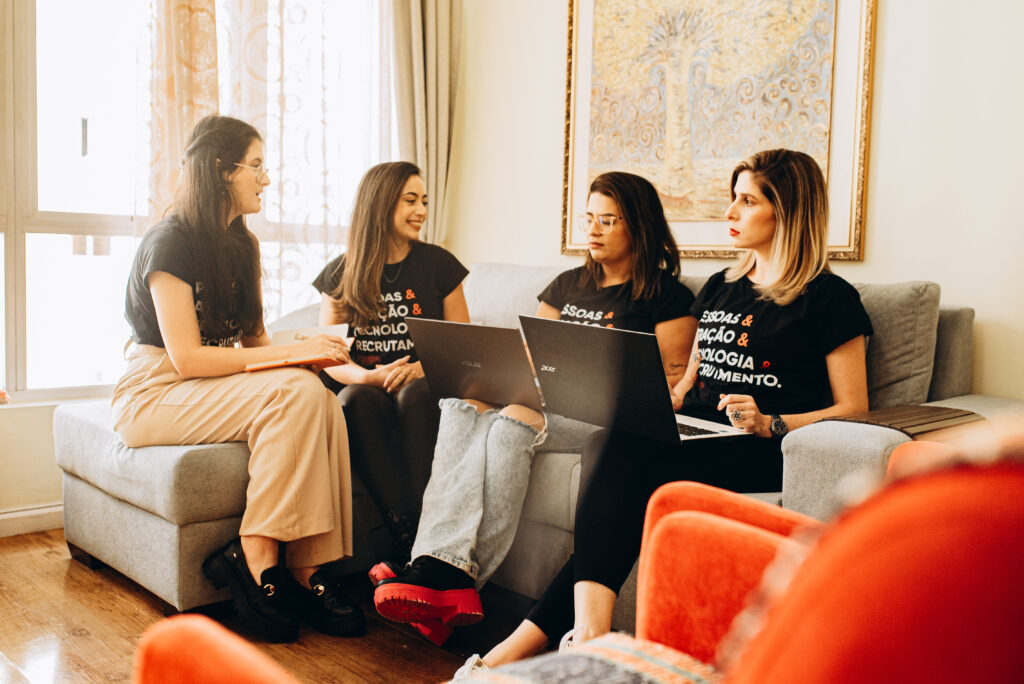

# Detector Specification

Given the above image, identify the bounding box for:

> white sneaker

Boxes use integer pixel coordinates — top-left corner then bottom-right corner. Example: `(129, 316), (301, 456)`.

(452, 654), (488, 680)
(558, 628), (576, 652)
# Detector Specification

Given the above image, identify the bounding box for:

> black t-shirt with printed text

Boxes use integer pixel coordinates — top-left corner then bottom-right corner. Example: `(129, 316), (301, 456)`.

(125, 217), (243, 348)
(682, 269), (873, 422)
(313, 241), (468, 368)
(538, 267), (695, 334)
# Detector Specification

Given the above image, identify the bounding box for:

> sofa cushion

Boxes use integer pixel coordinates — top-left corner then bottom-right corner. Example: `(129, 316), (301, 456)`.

(464, 263), (564, 327)
(853, 281), (941, 408)
(54, 401), (250, 525)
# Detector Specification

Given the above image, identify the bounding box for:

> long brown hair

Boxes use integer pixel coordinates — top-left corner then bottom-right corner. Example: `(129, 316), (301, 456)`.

(725, 149), (830, 306)
(172, 114), (264, 339)
(331, 161), (422, 329)
(581, 171), (680, 300)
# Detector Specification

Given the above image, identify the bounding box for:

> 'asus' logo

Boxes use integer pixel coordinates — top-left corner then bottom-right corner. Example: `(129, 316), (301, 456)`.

(540, 365), (557, 373)
(461, 360), (482, 368)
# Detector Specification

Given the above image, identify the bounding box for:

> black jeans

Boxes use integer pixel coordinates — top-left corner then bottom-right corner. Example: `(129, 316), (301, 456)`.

(322, 375), (441, 539)
(525, 427), (783, 641)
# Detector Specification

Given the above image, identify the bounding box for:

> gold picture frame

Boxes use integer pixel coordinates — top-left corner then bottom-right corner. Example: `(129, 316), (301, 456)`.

(561, 0), (876, 259)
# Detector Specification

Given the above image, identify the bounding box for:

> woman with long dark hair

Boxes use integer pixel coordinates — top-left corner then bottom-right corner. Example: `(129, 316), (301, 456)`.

(454, 149), (873, 677)
(313, 162), (470, 563)
(114, 115), (361, 643)
(370, 171), (698, 646)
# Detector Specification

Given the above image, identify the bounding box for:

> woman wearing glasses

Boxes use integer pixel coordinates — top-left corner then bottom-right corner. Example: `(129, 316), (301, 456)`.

(113, 115), (361, 643)
(456, 149), (873, 677)
(313, 162), (470, 564)
(370, 171), (697, 646)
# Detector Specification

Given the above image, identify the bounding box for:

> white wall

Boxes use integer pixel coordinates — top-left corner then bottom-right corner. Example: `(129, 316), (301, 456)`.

(446, 0), (1024, 401)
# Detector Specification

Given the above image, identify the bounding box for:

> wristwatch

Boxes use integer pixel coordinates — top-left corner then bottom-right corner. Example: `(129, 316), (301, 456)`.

(768, 414), (789, 438)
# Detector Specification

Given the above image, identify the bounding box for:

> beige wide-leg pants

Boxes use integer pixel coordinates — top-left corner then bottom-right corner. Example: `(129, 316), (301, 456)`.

(111, 344), (353, 568)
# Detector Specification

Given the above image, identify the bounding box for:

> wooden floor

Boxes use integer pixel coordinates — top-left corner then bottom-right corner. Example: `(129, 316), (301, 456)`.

(0, 529), (534, 683)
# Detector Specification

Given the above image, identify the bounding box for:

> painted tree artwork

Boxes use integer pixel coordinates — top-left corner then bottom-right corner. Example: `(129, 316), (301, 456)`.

(587, 0), (836, 220)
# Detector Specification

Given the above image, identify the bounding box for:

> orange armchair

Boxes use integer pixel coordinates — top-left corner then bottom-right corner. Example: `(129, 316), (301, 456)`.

(636, 442), (1024, 683)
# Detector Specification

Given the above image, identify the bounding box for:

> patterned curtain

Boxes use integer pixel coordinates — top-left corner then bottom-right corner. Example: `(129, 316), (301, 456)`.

(146, 1), (394, 322)
(148, 0), (220, 219)
(216, 0), (395, 321)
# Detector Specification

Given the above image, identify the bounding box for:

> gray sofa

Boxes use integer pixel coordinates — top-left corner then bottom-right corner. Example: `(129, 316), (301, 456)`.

(54, 262), (1020, 631)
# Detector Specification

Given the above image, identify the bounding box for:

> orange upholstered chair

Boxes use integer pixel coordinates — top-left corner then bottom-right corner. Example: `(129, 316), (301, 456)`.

(134, 614), (300, 684)
(635, 442), (1024, 683)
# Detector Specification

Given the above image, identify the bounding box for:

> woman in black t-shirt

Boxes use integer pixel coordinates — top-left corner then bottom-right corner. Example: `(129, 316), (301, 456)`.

(313, 162), (470, 562)
(114, 115), (361, 642)
(370, 172), (698, 646)
(460, 150), (873, 676)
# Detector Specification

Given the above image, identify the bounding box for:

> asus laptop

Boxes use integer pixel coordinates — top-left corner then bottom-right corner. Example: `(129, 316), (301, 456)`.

(518, 316), (748, 444)
(405, 318), (542, 412)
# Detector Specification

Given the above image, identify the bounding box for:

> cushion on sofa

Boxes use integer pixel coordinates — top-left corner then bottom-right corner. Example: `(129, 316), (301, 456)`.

(853, 281), (941, 408)
(464, 263), (564, 325)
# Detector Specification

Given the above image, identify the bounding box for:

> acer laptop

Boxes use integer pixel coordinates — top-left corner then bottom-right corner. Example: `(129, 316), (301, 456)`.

(405, 318), (542, 412)
(518, 316), (748, 444)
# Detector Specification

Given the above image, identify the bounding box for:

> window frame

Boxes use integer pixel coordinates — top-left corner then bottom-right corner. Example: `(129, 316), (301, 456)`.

(4, 0), (133, 400)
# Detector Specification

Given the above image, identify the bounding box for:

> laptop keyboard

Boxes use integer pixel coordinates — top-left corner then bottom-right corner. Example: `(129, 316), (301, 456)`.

(677, 423), (716, 437)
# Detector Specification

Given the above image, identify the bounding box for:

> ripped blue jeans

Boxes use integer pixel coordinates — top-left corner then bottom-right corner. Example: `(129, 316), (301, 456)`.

(410, 397), (548, 587)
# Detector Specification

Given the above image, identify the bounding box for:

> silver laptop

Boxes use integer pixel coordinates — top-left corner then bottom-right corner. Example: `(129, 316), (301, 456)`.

(518, 316), (748, 444)
(405, 318), (542, 412)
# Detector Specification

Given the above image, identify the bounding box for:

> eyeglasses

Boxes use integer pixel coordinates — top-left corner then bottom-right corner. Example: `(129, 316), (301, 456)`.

(576, 213), (623, 234)
(234, 162), (268, 183)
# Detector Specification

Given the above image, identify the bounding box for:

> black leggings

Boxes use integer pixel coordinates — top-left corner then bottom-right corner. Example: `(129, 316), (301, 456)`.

(525, 427), (783, 641)
(322, 376), (441, 522)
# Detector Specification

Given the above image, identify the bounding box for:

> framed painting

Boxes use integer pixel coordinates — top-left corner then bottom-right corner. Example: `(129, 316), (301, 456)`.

(561, 0), (876, 259)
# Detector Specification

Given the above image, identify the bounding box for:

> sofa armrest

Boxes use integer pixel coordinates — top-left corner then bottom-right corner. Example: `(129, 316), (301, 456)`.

(928, 306), (974, 401)
(782, 422), (910, 520)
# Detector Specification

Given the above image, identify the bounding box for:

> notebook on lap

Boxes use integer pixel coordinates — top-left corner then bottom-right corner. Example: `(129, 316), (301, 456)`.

(518, 316), (748, 444)
(404, 318), (542, 412)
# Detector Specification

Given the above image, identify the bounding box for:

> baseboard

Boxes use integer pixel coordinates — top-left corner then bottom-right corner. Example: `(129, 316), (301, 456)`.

(0, 503), (64, 538)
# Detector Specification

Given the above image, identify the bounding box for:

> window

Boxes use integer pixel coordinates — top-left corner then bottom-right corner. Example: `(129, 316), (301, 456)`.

(3, 0), (391, 399)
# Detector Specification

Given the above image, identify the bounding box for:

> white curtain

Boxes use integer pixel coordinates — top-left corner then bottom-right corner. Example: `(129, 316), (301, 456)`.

(391, 0), (461, 246)
(214, 0), (396, 321)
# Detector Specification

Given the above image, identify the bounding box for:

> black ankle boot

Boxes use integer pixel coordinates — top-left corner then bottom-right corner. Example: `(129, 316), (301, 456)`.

(291, 570), (366, 637)
(202, 538), (300, 643)
(383, 510), (418, 564)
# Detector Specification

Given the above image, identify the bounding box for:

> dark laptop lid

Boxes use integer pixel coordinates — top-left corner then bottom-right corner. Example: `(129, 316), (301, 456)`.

(518, 316), (680, 443)
(405, 318), (542, 412)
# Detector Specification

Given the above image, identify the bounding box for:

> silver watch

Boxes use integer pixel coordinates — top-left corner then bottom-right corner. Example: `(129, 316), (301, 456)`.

(769, 414), (789, 438)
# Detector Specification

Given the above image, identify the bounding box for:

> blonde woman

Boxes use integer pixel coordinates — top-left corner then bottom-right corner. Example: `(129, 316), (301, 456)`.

(458, 148), (873, 676)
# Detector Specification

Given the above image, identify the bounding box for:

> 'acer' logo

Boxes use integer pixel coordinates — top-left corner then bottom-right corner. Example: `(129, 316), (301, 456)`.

(461, 360), (482, 368)
(540, 365), (557, 373)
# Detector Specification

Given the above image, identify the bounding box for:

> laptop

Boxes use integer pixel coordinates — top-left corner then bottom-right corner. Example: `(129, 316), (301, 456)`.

(405, 318), (543, 412)
(518, 316), (749, 444)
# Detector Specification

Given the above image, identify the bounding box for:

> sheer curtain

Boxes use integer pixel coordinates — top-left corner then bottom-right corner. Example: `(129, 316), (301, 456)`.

(146, 1), (397, 323)
(148, 0), (220, 219)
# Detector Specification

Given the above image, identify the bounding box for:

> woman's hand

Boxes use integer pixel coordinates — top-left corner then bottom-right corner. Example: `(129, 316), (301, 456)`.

(718, 393), (771, 438)
(381, 359), (424, 394)
(293, 334), (351, 366)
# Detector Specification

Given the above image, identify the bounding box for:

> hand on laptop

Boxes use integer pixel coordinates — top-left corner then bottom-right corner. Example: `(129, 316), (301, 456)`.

(718, 393), (770, 437)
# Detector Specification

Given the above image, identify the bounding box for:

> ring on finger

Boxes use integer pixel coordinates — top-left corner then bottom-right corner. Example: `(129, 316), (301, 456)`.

(730, 409), (742, 421)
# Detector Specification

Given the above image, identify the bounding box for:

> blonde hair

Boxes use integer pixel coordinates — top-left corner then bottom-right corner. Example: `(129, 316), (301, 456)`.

(725, 149), (830, 306)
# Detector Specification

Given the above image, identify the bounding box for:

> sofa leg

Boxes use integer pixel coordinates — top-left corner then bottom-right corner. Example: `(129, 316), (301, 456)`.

(66, 542), (105, 570)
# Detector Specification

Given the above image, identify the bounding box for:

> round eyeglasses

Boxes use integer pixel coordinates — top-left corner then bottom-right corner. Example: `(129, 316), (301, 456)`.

(576, 213), (623, 234)
(234, 162), (269, 183)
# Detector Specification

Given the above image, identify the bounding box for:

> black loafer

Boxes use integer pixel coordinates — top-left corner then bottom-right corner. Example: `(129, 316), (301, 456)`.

(202, 538), (300, 643)
(293, 569), (366, 637)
